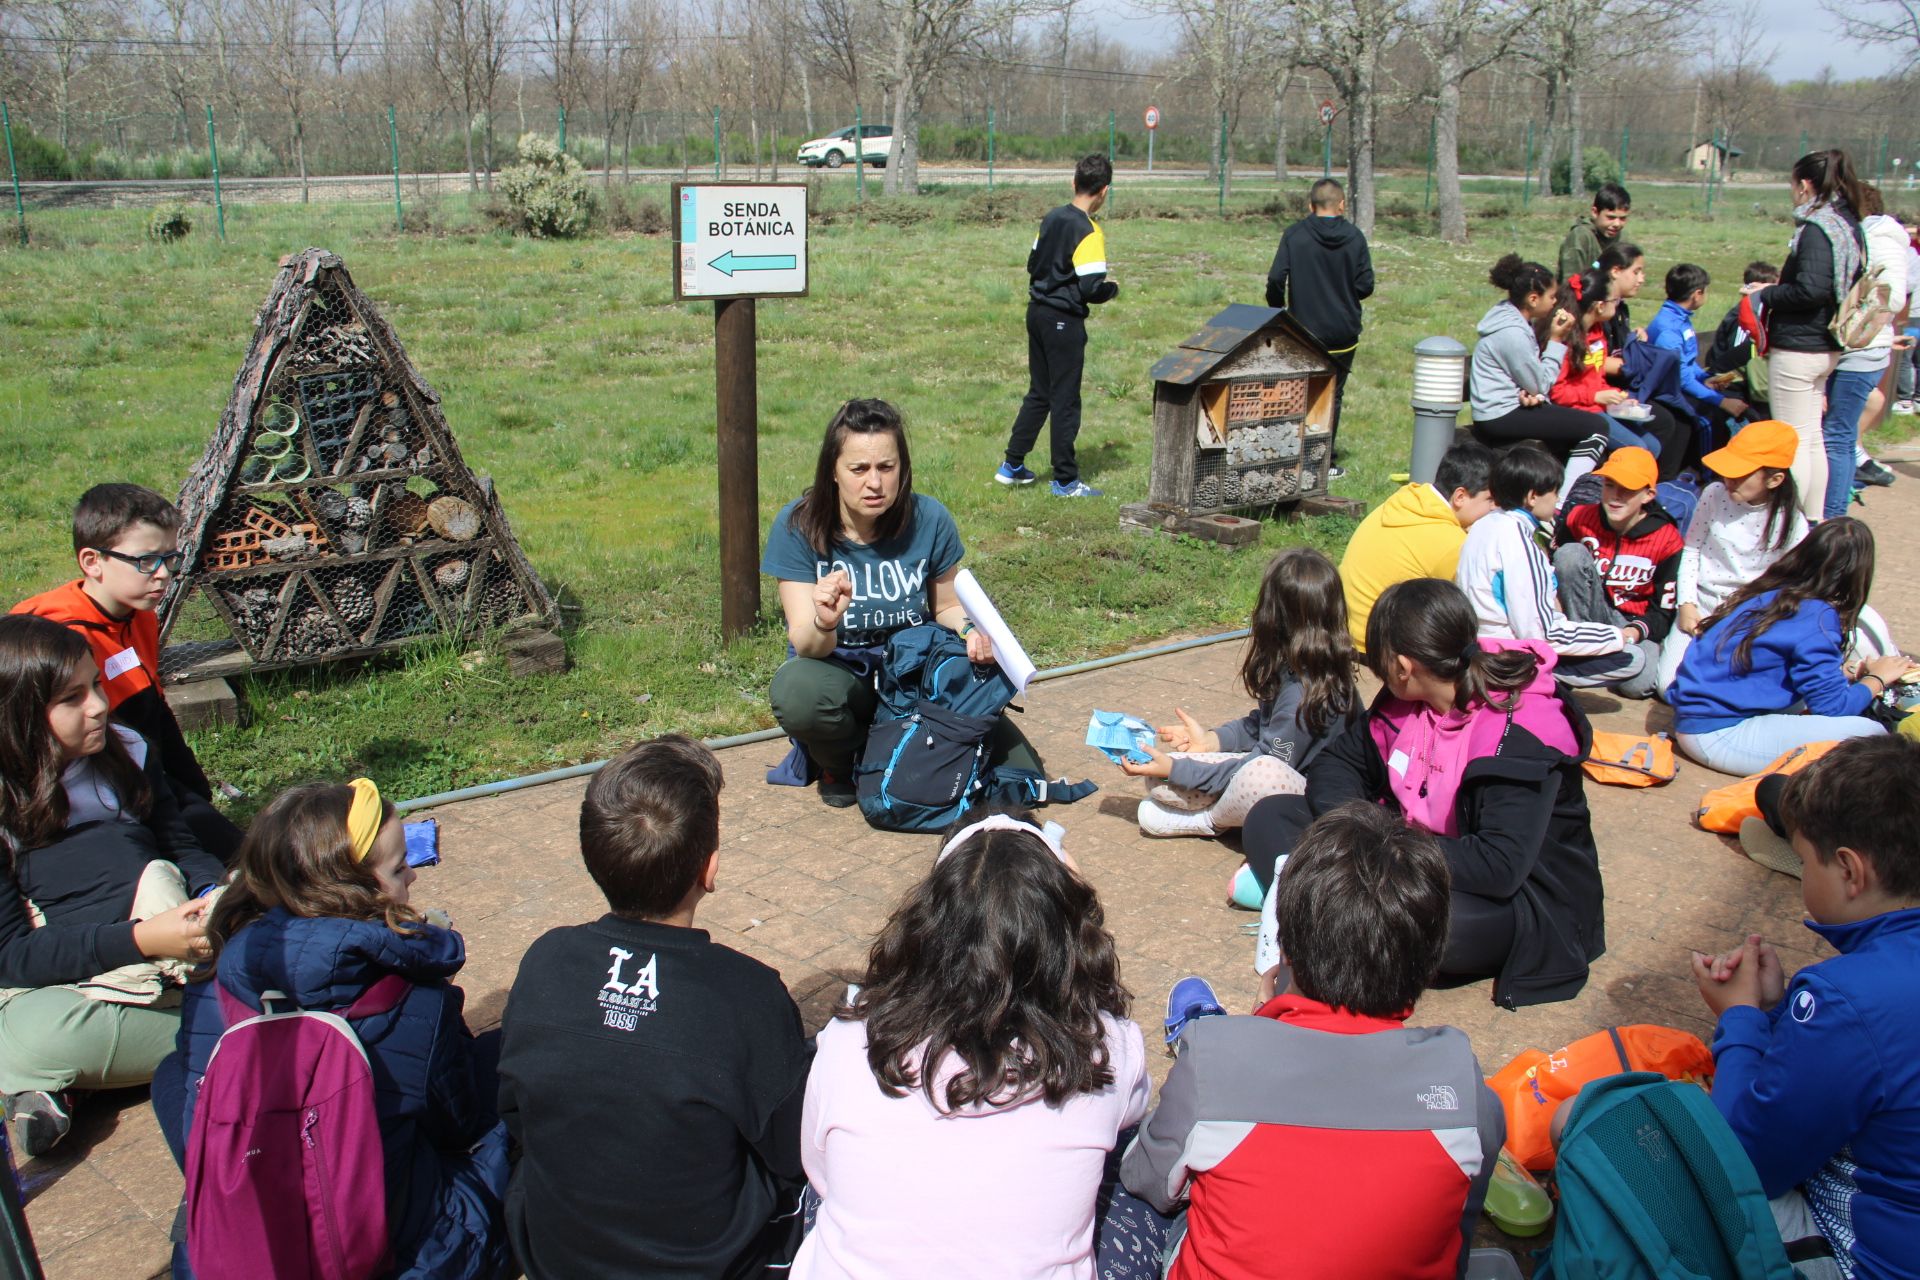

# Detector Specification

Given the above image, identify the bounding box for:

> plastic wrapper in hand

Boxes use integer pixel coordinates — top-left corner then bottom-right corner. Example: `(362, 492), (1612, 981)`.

(1086, 711), (1155, 765)
(403, 818), (439, 868)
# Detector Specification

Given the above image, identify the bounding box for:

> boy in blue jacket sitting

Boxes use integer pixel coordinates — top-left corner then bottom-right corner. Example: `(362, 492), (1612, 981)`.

(1691, 735), (1920, 1280)
(1647, 263), (1750, 453)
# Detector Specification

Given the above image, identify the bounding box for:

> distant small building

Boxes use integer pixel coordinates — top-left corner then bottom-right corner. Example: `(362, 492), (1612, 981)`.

(1686, 139), (1744, 177)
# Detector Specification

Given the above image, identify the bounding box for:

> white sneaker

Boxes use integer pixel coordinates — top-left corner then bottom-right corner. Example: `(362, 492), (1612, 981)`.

(1896, 400), (1917, 416)
(1137, 798), (1217, 838)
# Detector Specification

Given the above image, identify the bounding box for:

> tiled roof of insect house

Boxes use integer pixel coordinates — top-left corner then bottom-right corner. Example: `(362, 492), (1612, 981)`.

(1146, 304), (1338, 515)
(160, 248), (557, 671)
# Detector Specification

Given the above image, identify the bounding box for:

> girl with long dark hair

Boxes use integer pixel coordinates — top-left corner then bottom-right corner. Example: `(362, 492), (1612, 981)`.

(1656, 421), (1807, 694)
(0, 614), (221, 1158)
(1748, 149), (1869, 519)
(1121, 547), (1361, 893)
(1671, 518), (1913, 775)
(1470, 254), (1611, 493)
(762, 399), (1039, 807)
(1242, 578), (1605, 1009)
(156, 780), (510, 1280)
(793, 813), (1154, 1280)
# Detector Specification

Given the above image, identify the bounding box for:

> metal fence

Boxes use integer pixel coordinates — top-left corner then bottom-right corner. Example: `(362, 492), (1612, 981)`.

(11, 91), (1920, 242)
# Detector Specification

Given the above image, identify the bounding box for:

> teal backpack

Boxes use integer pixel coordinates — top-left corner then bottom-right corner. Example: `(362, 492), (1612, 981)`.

(1539, 1072), (1798, 1280)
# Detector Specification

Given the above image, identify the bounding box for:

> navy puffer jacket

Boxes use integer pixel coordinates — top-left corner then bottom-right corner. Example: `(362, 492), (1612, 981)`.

(160, 909), (510, 1280)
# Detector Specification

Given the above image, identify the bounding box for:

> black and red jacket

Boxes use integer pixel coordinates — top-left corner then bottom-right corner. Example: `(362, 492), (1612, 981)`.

(1553, 501), (1684, 642)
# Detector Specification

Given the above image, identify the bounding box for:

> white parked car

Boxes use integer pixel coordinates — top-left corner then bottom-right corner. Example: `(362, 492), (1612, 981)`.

(797, 124), (893, 169)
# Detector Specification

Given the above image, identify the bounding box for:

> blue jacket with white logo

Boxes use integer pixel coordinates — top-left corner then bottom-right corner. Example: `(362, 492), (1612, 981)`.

(1709, 907), (1920, 1279)
(1646, 299), (1723, 429)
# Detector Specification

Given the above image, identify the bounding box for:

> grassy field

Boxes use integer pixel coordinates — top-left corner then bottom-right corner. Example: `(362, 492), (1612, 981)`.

(0, 173), (1894, 810)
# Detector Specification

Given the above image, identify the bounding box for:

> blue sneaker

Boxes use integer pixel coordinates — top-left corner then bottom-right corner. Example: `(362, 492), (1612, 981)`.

(994, 462), (1037, 486)
(1050, 479), (1104, 498)
(1164, 976), (1226, 1049)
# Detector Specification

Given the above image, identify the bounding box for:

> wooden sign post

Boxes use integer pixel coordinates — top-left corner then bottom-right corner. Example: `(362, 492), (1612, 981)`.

(672, 181), (810, 640)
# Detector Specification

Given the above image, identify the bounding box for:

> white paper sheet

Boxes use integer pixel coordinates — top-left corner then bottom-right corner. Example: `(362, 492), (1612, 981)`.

(954, 568), (1037, 692)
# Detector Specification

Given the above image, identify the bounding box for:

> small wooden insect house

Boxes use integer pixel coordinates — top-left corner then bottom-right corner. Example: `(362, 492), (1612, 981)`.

(161, 248), (557, 672)
(1123, 305), (1340, 541)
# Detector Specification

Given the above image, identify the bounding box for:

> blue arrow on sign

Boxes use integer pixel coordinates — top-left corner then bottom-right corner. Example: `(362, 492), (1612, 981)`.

(709, 250), (797, 277)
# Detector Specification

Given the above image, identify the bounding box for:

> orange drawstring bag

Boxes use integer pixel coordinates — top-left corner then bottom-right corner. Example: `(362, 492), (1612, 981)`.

(1694, 741), (1842, 834)
(1487, 1025), (1715, 1171)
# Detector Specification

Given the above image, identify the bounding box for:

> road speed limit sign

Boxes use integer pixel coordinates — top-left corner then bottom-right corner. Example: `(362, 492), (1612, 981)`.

(1144, 106), (1161, 130)
(1319, 99), (1337, 126)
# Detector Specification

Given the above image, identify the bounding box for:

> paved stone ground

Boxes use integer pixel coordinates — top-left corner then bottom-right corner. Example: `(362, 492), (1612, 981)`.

(23, 447), (1920, 1279)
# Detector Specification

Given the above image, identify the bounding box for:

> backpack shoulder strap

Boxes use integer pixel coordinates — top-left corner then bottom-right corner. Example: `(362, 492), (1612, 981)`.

(213, 973), (411, 1026)
(342, 973), (411, 1020)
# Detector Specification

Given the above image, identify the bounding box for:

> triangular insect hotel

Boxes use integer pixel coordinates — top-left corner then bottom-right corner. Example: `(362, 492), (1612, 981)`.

(162, 248), (557, 669)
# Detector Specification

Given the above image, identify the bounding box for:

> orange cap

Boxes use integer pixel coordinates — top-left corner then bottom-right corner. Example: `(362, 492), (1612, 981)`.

(1591, 446), (1658, 492)
(1702, 420), (1798, 477)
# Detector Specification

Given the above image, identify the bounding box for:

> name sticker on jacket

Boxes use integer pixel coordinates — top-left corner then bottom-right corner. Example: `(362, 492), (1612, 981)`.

(1388, 749), (1411, 777)
(102, 647), (141, 680)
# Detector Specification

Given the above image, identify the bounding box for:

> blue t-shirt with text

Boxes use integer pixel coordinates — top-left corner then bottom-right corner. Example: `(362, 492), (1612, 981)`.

(761, 494), (965, 647)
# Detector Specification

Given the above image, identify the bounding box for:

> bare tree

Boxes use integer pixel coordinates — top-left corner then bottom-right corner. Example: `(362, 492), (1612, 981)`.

(245, 0), (319, 199)
(804, 0), (871, 117)
(420, 0), (513, 187)
(1052, 0), (1074, 130)
(307, 0), (360, 74)
(146, 0), (201, 144)
(878, 0), (1042, 196)
(541, 0), (592, 125)
(17, 0), (114, 148)
(1412, 0), (1536, 243)
(1270, 58), (1297, 181)
(1285, 0), (1411, 235)
(1139, 0), (1271, 191)
(605, 0), (660, 181)
(1519, 0), (1700, 198)
(1700, 0), (1776, 163)
(198, 0), (253, 137)
(1822, 0), (1920, 69)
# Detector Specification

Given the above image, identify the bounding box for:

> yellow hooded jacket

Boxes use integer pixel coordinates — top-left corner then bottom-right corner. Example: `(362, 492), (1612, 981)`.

(1337, 482), (1467, 652)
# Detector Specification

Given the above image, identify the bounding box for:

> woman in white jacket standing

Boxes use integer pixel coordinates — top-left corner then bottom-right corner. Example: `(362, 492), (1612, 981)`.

(1821, 183), (1908, 518)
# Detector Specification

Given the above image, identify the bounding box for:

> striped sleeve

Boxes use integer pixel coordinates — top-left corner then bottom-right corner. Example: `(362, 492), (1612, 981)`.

(1501, 519), (1623, 655)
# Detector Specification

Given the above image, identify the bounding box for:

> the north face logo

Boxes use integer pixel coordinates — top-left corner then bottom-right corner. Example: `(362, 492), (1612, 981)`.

(1417, 1085), (1460, 1111)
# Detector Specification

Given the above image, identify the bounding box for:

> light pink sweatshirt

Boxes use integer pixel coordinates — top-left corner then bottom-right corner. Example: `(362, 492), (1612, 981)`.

(792, 1012), (1150, 1280)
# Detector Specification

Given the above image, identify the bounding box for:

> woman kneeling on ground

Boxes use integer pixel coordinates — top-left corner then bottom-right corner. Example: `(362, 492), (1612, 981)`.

(1243, 578), (1606, 1010)
(762, 398), (1040, 807)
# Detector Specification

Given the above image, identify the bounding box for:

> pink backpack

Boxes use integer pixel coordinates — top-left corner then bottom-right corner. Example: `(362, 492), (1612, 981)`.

(185, 975), (410, 1280)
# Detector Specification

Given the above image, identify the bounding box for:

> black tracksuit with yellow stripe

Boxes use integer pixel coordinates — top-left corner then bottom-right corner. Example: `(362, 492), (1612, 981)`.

(1004, 204), (1118, 487)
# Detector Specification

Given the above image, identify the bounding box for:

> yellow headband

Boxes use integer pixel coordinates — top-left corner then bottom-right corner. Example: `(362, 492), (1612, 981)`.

(345, 777), (384, 863)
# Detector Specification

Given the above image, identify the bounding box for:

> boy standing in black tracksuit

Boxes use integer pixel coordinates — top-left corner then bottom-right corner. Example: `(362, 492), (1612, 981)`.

(998, 153), (1118, 498)
(1265, 178), (1375, 435)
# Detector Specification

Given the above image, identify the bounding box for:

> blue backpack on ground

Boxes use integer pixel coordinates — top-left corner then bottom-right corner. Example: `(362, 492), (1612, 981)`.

(856, 625), (1094, 832)
(1538, 1072), (1796, 1280)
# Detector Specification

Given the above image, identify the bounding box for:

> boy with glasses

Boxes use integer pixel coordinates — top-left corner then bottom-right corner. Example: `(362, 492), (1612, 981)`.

(13, 484), (240, 856)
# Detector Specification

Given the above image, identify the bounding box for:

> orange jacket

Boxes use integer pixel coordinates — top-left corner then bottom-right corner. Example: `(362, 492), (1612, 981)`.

(11, 579), (163, 710)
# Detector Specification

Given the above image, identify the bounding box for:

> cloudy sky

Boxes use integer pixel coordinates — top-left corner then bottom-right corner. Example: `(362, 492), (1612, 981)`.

(1079, 0), (1907, 83)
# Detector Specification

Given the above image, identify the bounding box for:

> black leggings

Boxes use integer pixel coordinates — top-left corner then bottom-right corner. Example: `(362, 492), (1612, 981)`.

(1472, 406), (1610, 454)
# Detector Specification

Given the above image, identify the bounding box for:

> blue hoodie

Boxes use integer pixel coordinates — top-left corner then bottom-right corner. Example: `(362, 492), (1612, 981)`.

(160, 911), (511, 1280)
(1710, 908), (1920, 1280)
(1668, 591), (1873, 735)
(1646, 298), (1725, 429)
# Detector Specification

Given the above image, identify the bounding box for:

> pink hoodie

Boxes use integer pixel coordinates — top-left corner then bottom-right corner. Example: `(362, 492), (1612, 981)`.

(1369, 638), (1578, 836)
